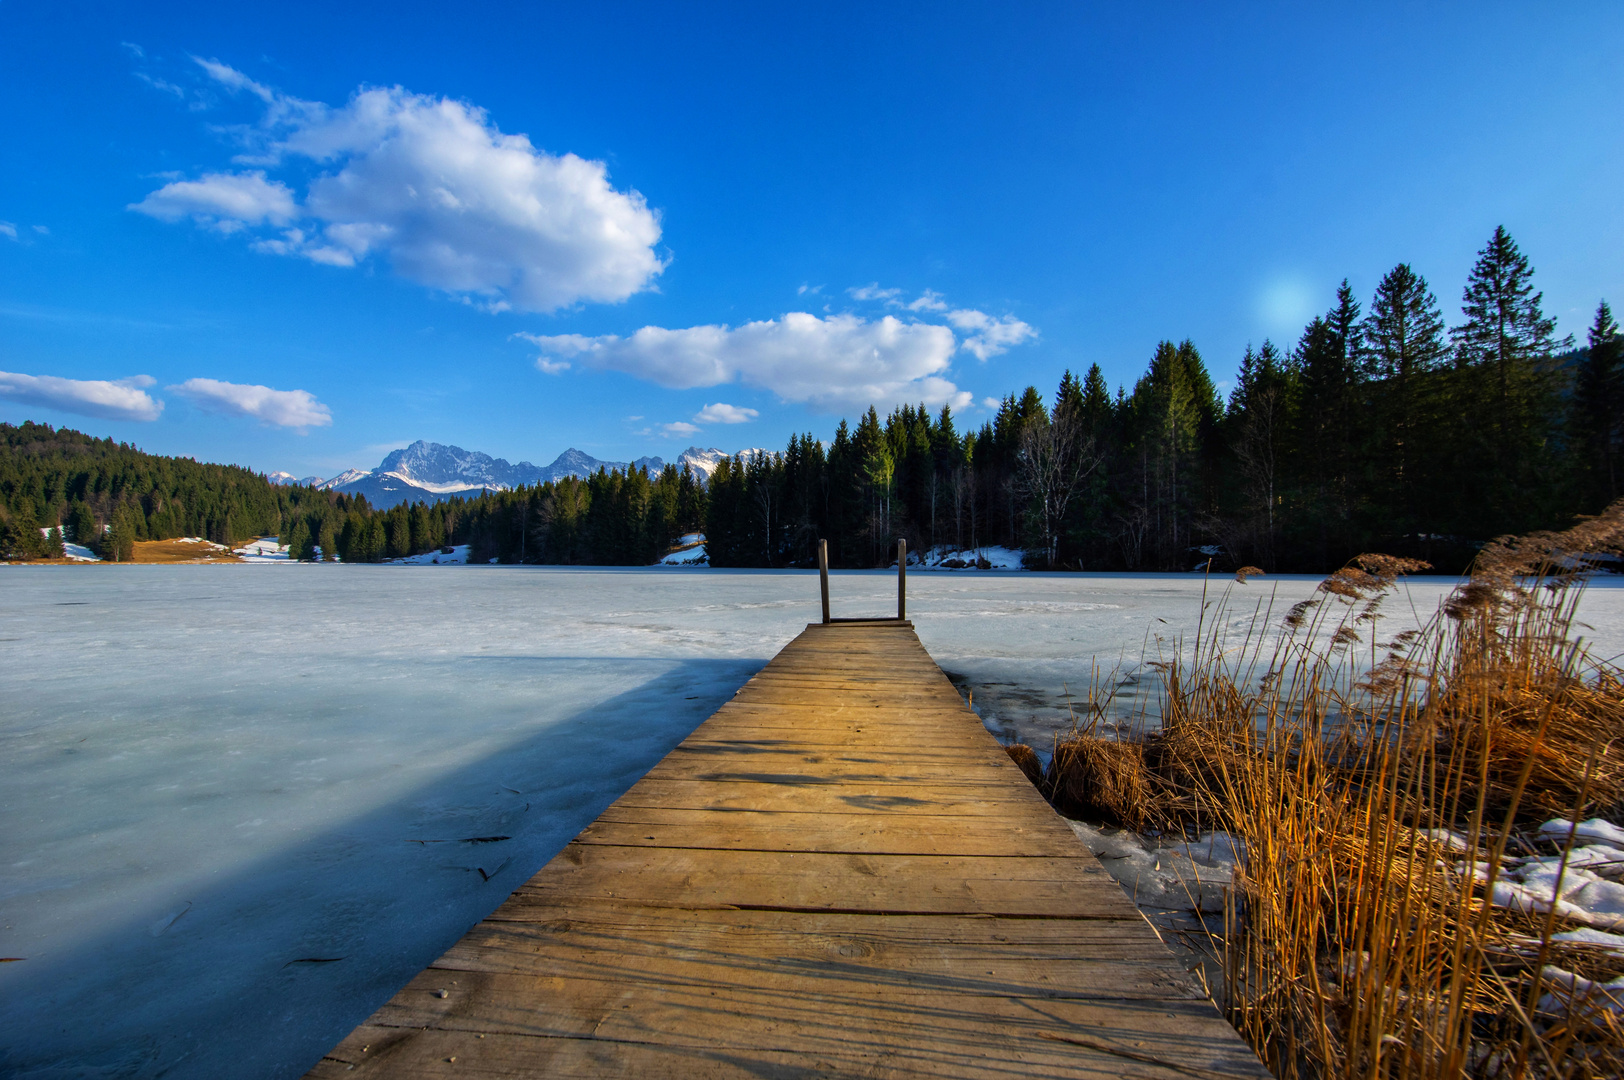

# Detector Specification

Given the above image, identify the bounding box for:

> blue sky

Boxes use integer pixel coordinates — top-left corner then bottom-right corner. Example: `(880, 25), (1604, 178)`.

(2, 2), (1621, 478)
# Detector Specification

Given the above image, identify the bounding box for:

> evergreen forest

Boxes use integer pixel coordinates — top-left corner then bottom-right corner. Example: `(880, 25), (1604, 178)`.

(3, 228), (1619, 574)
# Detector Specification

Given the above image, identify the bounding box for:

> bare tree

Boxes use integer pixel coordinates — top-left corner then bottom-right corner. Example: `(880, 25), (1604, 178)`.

(1016, 414), (1102, 569)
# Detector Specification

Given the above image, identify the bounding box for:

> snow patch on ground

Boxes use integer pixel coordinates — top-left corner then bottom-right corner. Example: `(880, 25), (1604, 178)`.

(387, 544), (471, 565)
(1064, 820), (1242, 915)
(659, 534), (708, 566)
(1481, 820), (1624, 932)
(915, 545), (1028, 570)
(233, 538), (289, 562)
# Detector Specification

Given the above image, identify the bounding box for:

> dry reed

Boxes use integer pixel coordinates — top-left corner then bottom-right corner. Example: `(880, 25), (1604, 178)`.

(1051, 502), (1624, 1079)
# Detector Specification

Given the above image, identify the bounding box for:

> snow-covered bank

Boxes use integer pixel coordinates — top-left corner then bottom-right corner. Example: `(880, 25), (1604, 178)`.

(658, 533), (708, 565)
(388, 543), (471, 565)
(234, 537), (289, 561)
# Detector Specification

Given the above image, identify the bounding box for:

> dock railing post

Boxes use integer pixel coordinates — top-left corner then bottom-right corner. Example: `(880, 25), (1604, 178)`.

(897, 538), (906, 620)
(818, 539), (831, 624)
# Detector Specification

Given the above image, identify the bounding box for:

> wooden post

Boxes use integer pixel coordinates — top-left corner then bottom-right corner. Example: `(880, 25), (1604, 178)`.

(818, 539), (831, 624)
(897, 538), (906, 621)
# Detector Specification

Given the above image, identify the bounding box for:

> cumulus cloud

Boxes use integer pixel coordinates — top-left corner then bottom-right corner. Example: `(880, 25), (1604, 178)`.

(130, 171), (298, 232)
(694, 402), (758, 424)
(535, 358), (570, 375)
(908, 290), (949, 312)
(661, 421), (701, 438)
(168, 377), (332, 428)
(0, 371), (163, 421)
(947, 309), (1038, 360)
(133, 61), (664, 312)
(525, 312), (968, 413)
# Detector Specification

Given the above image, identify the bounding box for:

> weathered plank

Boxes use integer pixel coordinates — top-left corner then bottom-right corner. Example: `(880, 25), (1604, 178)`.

(304, 620), (1266, 1079)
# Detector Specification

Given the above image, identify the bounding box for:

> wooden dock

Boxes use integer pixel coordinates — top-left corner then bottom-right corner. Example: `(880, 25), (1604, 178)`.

(307, 620), (1268, 1079)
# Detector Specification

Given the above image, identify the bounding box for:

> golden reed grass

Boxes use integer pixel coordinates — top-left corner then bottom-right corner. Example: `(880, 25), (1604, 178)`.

(1039, 501), (1624, 1079)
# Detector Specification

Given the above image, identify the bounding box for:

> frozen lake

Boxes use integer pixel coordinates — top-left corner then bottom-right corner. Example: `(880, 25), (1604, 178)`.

(4, 565), (1623, 1078)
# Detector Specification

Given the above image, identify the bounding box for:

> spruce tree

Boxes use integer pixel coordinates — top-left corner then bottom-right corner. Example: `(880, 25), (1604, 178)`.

(316, 517), (338, 562)
(1574, 301), (1624, 509)
(1360, 263), (1448, 536)
(1451, 226), (1567, 533)
(106, 505), (138, 562)
(3, 501), (46, 559)
(66, 501), (97, 545)
(45, 525), (65, 559)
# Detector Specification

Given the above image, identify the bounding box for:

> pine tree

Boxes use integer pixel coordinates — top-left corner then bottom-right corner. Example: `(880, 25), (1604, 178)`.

(2, 500), (47, 559)
(1122, 341), (1220, 568)
(1292, 285), (1364, 567)
(1451, 226), (1568, 533)
(1225, 340), (1294, 565)
(67, 501), (97, 545)
(316, 517), (338, 562)
(1574, 301), (1624, 509)
(1360, 263), (1448, 536)
(45, 525), (66, 559)
(106, 504), (138, 562)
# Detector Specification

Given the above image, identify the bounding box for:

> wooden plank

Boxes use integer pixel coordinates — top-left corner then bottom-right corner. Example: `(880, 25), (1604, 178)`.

(303, 620), (1267, 1079)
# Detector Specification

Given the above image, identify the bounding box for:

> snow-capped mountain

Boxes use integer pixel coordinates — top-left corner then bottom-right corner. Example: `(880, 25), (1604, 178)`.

(675, 446), (771, 479)
(314, 469), (371, 491)
(299, 441), (673, 509)
(266, 471), (300, 485)
(280, 440), (780, 509)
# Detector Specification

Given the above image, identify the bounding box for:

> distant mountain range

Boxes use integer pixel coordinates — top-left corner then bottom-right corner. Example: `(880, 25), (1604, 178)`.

(272, 441), (764, 509)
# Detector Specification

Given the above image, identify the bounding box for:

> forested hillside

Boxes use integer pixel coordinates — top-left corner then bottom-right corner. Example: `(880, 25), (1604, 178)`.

(4, 228), (1618, 572)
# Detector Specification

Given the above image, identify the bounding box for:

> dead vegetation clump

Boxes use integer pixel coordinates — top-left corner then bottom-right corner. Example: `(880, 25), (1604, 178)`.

(1033, 501), (1624, 1079)
(1003, 742), (1044, 788)
(1044, 734), (1157, 828)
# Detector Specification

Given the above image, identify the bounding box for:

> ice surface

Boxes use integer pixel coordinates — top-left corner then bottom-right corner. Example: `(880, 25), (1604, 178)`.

(3, 567), (1624, 1077)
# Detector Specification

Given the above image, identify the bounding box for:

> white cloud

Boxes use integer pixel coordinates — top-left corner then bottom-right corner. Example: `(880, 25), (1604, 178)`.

(797, 283), (823, 296)
(31, 225), (48, 235)
(981, 396), (1001, 410)
(135, 62), (665, 313)
(0, 222), (16, 239)
(168, 377), (332, 428)
(908, 290), (949, 312)
(0, 371), (163, 421)
(524, 312), (969, 413)
(848, 282), (902, 303)
(946, 309), (1038, 360)
(695, 402), (758, 424)
(661, 421), (701, 438)
(130, 170), (297, 231)
(535, 358), (570, 374)
(192, 56), (277, 104)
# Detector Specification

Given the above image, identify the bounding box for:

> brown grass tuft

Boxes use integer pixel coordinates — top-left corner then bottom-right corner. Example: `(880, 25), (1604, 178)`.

(1047, 499), (1624, 1078)
(1004, 742), (1045, 789)
(1046, 734), (1158, 828)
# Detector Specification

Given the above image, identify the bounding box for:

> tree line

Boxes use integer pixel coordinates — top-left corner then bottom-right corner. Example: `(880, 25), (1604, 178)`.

(704, 226), (1621, 573)
(3, 227), (1617, 572)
